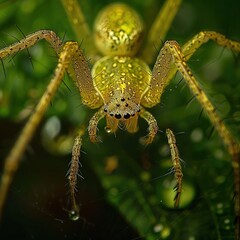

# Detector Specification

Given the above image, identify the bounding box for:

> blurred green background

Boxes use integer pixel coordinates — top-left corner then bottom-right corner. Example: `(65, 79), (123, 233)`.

(0, 0), (240, 239)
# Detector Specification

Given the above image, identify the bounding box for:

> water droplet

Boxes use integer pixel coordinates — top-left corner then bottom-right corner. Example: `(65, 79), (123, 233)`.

(153, 223), (163, 233)
(224, 218), (230, 224)
(153, 224), (171, 238)
(158, 144), (170, 156)
(190, 128), (203, 142)
(215, 175), (226, 184)
(213, 149), (224, 159)
(188, 236), (196, 240)
(214, 202), (224, 215)
(69, 209), (79, 221)
(160, 226), (171, 238)
(43, 116), (61, 139)
(223, 218), (232, 230)
(140, 171), (151, 182)
(105, 126), (112, 133)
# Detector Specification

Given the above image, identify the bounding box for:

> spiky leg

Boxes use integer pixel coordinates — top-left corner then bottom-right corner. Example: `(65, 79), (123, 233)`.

(68, 131), (83, 221)
(0, 30), (63, 57)
(0, 40), (90, 218)
(140, 0), (182, 64)
(61, 0), (98, 61)
(144, 39), (240, 238)
(166, 128), (183, 208)
(139, 107), (158, 145)
(88, 106), (106, 143)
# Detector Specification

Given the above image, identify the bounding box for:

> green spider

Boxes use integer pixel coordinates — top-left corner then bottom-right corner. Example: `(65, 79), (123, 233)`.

(0, 0), (240, 238)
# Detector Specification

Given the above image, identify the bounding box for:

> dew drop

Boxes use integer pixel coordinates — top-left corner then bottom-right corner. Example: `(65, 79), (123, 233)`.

(190, 128), (203, 142)
(161, 226), (171, 238)
(105, 126), (112, 133)
(223, 218), (232, 230)
(224, 218), (230, 224)
(214, 202), (224, 215)
(153, 224), (171, 238)
(153, 223), (163, 233)
(69, 209), (80, 221)
(188, 236), (196, 240)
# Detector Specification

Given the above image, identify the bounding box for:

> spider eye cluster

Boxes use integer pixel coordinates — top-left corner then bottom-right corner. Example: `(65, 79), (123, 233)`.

(114, 113), (131, 119)
(93, 3), (144, 57)
(107, 112), (136, 120)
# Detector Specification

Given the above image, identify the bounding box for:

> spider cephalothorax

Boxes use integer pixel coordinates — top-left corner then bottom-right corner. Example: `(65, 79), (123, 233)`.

(91, 55), (151, 132)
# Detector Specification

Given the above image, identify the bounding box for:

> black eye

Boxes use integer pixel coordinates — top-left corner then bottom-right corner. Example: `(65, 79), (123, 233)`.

(115, 114), (122, 119)
(124, 113), (130, 119)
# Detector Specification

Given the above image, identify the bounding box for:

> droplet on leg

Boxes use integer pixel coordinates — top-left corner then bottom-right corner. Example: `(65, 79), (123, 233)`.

(105, 126), (112, 133)
(69, 208), (80, 221)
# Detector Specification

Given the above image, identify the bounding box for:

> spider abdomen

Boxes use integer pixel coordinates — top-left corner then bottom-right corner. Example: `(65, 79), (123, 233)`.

(93, 3), (144, 57)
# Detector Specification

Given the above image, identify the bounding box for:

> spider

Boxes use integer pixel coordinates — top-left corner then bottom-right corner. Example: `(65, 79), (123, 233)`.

(0, 0), (240, 238)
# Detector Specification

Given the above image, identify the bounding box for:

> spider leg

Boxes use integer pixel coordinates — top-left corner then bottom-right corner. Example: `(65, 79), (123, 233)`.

(140, 0), (182, 65)
(166, 128), (183, 208)
(142, 31), (240, 103)
(144, 40), (240, 238)
(88, 106), (105, 143)
(139, 107), (158, 145)
(0, 29), (101, 109)
(61, 0), (99, 62)
(139, 109), (183, 207)
(0, 30), (63, 57)
(182, 31), (240, 59)
(0, 41), (88, 218)
(167, 31), (240, 84)
(68, 130), (84, 221)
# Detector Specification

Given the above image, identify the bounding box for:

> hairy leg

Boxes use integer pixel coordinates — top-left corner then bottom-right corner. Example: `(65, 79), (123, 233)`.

(88, 106), (106, 143)
(68, 130), (84, 220)
(0, 30), (63, 57)
(144, 39), (240, 238)
(142, 31), (240, 108)
(61, 0), (99, 62)
(139, 107), (158, 145)
(0, 40), (91, 217)
(166, 128), (183, 208)
(140, 0), (182, 64)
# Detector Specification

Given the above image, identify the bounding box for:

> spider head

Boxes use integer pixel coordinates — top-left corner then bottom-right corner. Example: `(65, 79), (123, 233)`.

(103, 93), (141, 133)
(104, 95), (141, 120)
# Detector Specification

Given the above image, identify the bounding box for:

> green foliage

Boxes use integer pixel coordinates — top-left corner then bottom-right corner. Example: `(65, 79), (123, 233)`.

(0, 0), (240, 239)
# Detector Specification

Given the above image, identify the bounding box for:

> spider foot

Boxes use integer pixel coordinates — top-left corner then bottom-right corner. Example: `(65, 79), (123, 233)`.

(173, 183), (181, 208)
(139, 133), (155, 146)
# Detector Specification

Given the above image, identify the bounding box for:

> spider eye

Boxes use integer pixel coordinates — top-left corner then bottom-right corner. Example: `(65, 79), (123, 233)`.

(124, 113), (130, 119)
(115, 114), (122, 119)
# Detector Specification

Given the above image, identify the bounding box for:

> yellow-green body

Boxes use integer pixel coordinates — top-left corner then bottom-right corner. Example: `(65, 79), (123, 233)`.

(0, 1), (240, 237)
